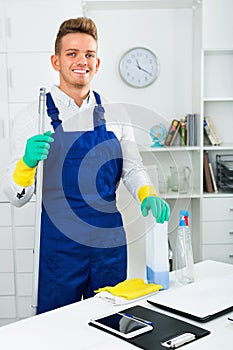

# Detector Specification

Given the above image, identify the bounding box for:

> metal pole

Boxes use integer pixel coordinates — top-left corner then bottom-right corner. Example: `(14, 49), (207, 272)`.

(31, 87), (46, 314)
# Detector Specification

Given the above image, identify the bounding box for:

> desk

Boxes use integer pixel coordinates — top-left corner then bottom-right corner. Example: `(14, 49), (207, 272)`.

(0, 260), (232, 349)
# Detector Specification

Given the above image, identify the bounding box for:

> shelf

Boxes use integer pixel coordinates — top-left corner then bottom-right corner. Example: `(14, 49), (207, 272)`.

(203, 98), (233, 102)
(203, 48), (233, 54)
(139, 145), (200, 152)
(82, 0), (199, 12)
(203, 143), (233, 151)
(202, 192), (233, 199)
(161, 190), (200, 199)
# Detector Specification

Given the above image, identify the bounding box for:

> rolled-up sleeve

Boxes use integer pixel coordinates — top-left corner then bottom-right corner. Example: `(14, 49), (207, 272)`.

(4, 103), (38, 207)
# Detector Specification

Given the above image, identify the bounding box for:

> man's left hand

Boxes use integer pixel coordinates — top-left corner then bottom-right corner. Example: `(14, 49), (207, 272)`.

(141, 196), (170, 223)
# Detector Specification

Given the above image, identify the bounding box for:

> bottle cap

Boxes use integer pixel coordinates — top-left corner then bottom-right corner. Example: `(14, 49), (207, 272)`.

(180, 210), (189, 217)
(179, 210), (189, 226)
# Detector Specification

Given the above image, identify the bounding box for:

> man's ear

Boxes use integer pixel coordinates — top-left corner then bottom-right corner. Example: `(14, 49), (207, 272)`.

(95, 57), (100, 74)
(51, 54), (60, 71)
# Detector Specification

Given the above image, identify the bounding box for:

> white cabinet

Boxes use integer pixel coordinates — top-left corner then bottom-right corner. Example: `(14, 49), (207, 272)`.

(0, 53), (10, 201)
(200, 0), (233, 264)
(201, 198), (233, 264)
(13, 203), (35, 318)
(0, 297), (16, 319)
(13, 202), (35, 226)
(0, 1), (6, 52)
(0, 203), (16, 319)
(0, 0), (82, 53)
(7, 53), (58, 103)
(200, 49), (233, 263)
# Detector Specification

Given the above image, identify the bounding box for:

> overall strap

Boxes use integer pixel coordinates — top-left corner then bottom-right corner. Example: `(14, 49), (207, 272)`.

(46, 92), (62, 130)
(93, 91), (106, 129)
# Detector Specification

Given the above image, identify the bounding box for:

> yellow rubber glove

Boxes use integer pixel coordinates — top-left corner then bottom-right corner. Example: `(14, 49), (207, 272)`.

(138, 185), (170, 223)
(13, 158), (37, 187)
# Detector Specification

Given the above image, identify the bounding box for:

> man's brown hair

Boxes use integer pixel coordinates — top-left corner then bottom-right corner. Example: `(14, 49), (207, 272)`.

(54, 17), (98, 55)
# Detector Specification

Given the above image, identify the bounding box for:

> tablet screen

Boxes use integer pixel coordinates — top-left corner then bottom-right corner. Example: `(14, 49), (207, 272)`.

(94, 313), (150, 335)
(92, 313), (153, 338)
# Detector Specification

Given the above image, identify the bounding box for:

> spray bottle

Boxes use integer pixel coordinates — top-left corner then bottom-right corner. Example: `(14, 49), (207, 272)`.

(175, 210), (194, 284)
(146, 214), (169, 289)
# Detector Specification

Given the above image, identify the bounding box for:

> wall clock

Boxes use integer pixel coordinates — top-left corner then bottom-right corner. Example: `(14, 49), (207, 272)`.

(119, 47), (160, 88)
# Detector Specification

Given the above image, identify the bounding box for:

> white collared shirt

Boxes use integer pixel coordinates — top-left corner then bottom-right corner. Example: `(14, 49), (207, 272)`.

(4, 85), (153, 206)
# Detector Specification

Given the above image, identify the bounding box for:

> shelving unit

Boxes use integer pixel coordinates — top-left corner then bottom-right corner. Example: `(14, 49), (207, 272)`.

(200, 47), (233, 262)
(139, 147), (201, 199)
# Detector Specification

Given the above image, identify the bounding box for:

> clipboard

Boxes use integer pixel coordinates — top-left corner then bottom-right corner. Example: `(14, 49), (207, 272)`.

(147, 273), (233, 323)
(89, 305), (210, 349)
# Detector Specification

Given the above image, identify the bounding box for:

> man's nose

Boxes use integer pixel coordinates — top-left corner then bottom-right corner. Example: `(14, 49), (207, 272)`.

(76, 53), (87, 64)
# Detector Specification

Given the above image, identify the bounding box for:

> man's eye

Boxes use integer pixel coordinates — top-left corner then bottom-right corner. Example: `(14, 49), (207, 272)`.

(86, 54), (95, 59)
(68, 53), (76, 57)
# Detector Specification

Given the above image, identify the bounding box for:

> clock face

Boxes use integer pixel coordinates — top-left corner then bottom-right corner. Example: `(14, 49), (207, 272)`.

(119, 47), (160, 88)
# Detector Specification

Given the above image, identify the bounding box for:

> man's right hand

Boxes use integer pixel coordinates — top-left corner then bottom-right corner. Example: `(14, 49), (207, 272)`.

(23, 131), (54, 168)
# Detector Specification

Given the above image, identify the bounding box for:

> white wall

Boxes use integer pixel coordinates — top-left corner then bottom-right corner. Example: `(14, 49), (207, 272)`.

(86, 7), (193, 119)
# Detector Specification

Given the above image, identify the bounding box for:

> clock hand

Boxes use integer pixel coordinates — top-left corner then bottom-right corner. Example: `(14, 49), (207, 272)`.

(135, 59), (152, 76)
(136, 59), (141, 69)
(139, 67), (152, 76)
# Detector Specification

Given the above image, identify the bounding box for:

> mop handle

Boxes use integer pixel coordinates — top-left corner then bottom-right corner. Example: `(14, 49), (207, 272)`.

(31, 87), (46, 312)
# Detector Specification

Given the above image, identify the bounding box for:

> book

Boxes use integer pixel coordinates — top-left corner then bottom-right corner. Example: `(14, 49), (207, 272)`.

(204, 116), (221, 145)
(186, 113), (197, 146)
(203, 119), (215, 145)
(194, 113), (198, 146)
(206, 151), (218, 193)
(180, 118), (186, 146)
(164, 119), (180, 146)
(203, 150), (214, 193)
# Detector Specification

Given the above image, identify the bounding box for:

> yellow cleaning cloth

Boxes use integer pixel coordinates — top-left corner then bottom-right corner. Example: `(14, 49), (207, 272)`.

(94, 278), (163, 300)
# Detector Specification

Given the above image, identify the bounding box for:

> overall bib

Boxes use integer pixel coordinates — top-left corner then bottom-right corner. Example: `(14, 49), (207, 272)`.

(37, 92), (127, 314)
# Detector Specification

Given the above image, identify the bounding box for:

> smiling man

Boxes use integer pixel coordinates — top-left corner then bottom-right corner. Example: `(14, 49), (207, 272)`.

(4, 17), (170, 314)
(51, 21), (100, 106)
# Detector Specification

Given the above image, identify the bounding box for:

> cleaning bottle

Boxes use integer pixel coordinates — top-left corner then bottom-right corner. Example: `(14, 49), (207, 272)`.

(175, 210), (194, 284)
(146, 213), (169, 289)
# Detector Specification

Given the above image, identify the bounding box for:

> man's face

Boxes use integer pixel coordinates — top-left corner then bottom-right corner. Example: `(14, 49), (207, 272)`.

(51, 32), (100, 90)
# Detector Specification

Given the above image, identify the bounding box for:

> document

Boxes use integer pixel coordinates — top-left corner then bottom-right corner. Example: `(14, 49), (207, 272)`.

(147, 273), (233, 322)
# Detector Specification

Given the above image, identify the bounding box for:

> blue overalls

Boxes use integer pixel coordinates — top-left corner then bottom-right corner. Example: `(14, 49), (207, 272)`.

(37, 91), (127, 314)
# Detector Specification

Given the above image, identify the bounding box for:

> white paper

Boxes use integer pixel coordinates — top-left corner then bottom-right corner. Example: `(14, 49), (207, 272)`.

(148, 273), (233, 318)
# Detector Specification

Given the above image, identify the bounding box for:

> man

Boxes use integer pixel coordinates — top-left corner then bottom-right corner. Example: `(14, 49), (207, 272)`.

(4, 17), (170, 314)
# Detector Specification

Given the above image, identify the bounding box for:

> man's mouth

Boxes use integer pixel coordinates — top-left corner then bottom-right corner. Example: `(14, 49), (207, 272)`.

(72, 69), (89, 75)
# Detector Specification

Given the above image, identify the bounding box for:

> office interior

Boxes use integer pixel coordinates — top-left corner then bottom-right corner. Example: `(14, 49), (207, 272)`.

(0, 0), (233, 327)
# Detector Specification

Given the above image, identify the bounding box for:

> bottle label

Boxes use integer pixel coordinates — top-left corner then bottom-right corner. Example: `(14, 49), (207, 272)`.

(146, 266), (169, 290)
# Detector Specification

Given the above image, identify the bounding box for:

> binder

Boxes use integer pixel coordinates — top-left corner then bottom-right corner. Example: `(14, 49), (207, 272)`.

(147, 273), (233, 323)
(203, 150), (214, 193)
(90, 305), (210, 349)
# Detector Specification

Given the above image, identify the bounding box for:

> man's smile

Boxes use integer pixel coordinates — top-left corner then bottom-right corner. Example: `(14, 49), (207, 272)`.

(72, 68), (89, 74)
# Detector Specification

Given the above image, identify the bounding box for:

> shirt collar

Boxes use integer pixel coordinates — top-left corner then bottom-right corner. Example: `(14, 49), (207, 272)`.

(51, 85), (96, 109)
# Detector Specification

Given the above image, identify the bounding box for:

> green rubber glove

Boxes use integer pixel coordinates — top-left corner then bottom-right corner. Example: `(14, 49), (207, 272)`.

(23, 131), (54, 168)
(141, 196), (170, 223)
